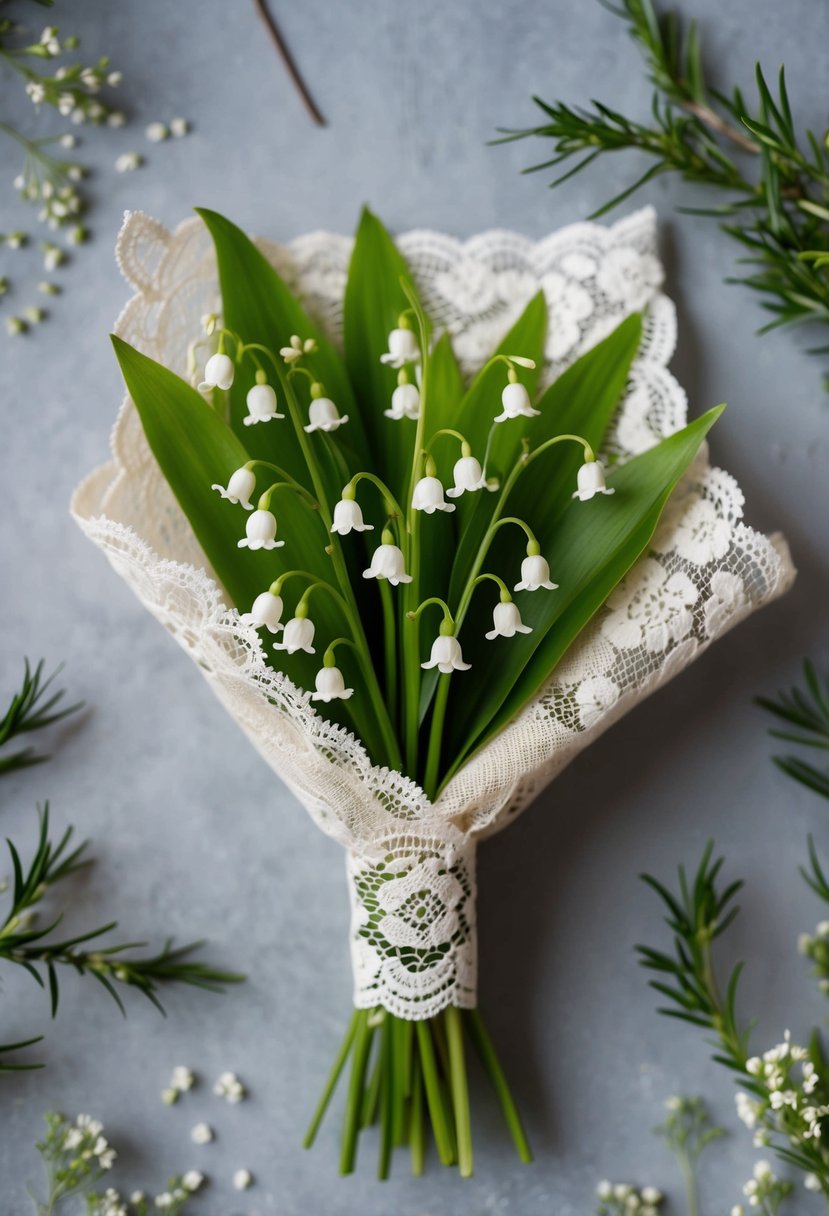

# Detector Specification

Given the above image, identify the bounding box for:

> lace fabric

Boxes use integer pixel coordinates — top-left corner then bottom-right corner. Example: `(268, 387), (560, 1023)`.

(72, 207), (794, 1018)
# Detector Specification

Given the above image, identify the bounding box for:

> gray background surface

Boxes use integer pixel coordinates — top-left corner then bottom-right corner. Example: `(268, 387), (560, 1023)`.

(1, 1), (828, 1212)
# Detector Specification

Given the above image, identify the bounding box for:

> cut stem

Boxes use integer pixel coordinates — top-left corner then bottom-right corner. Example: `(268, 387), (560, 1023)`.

(303, 1009), (360, 1148)
(446, 1006), (473, 1177)
(466, 1009), (532, 1163)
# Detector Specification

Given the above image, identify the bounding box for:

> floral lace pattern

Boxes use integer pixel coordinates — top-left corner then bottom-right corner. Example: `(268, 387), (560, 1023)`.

(72, 207), (794, 1018)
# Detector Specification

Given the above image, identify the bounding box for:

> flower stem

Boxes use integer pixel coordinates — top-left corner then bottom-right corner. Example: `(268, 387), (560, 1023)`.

(280, 374), (403, 771)
(340, 1010), (373, 1175)
(445, 1006), (473, 1177)
(466, 1009), (532, 1162)
(303, 1009), (359, 1148)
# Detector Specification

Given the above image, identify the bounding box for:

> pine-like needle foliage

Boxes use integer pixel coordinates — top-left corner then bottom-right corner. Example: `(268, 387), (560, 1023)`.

(757, 660), (829, 801)
(0, 806), (243, 1071)
(499, 0), (829, 376)
(0, 658), (83, 776)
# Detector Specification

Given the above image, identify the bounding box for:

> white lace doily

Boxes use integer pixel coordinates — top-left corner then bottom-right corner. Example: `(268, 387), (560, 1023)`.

(72, 207), (794, 1020)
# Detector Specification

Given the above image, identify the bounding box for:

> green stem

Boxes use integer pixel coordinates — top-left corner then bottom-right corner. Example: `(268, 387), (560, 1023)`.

(340, 1010), (373, 1175)
(280, 374), (403, 771)
(378, 1014), (394, 1180)
(677, 1150), (699, 1216)
(379, 578), (398, 721)
(416, 1020), (456, 1166)
(466, 1009), (532, 1163)
(303, 1010), (360, 1148)
(445, 1006), (473, 1177)
(400, 281), (431, 779)
(409, 1051), (425, 1176)
(423, 674), (451, 800)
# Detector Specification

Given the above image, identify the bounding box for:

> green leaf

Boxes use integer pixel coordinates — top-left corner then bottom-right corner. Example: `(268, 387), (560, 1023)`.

(343, 206), (422, 502)
(196, 207), (368, 501)
(440, 404), (724, 785)
(110, 335), (387, 759)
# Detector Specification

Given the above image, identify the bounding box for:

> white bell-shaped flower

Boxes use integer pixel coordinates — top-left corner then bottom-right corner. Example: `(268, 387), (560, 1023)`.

(241, 591), (284, 634)
(573, 459), (615, 501)
(494, 381), (540, 423)
(198, 352), (235, 392)
(311, 665), (354, 703)
(304, 396), (349, 433)
(363, 542), (412, 585)
(380, 327), (420, 368)
(274, 616), (315, 655)
(211, 466), (255, 510)
(412, 475), (455, 514)
(421, 634), (471, 674)
(485, 600), (533, 640)
(237, 508), (284, 550)
(331, 497), (374, 535)
(515, 554), (558, 592)
(446, 455), (487, 498)
(384, 382), (420, 420)
(243, 382), (284, 426)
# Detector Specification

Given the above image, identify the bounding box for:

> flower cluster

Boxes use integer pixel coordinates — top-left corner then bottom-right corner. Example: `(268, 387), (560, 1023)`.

(731, 1159), (793, 1214)
(86, 1172), (202, 1216)
(207, 316), (616, 712)
(734, 1030), (829, 1179)
(595, 1181), (663, 1216)
(31, 1112), (117, 1212)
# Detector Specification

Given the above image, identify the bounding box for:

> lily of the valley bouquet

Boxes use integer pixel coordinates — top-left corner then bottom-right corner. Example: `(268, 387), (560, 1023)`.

(74, 205), (793, 1177)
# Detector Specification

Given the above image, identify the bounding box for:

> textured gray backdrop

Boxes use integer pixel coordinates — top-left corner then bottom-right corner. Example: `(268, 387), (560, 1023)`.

(2, 1), (828, 1212)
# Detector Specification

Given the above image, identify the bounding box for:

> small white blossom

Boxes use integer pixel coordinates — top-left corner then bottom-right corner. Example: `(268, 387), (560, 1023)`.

(446, 455), (487, 497)
(213, 1070), (247, 1102)
(42, 243), (65, 271)
(199, 352), (235, 391)
(422, 634), (471, 674)
(573, 459), (615, 501)
(58, 93), (75, 116)
(190, 1122), (214, 1144)
(155, 1194), (173, 1209)
(412, 475), (455, 514)
(304, 396), (348, 433)
(145, 122), (169, 143)
(515, 553), (558, 592)
(274, 616), (315, 655)
(331, 497), (373, 535)
(641, 1187), (662, 1205)
(243, 381), (284, 425)
(107, 71), (123, 87)
(60, 133), (77, 148)
(115, 151), (143, 173)
(735, 1091), (760, 1129)
(486, 600), (532, 640)
(494, 380), (539, 423)
(380, 327), (419, 367)
(805, 1173), (821, 1191)
(233, 1168), (253, 1190)
(182, 1170), (204, 1192)
(241, 592), (284, 634)
(108, 111), (126, 128)
(171, 1065), (195, 1091)
(238, 508), (283, 551)
(279, 334), (317, 363)
(363, 543), (412, 585)
(597, 1181), (613, 1200)
(26, 81), (46, 105)
(385, 382), (420, 420)
(212, 466), (256, 509)
(170, 117), (190, 138)
(161, 1088), (178, 1106)
(312, 665), (354, 703)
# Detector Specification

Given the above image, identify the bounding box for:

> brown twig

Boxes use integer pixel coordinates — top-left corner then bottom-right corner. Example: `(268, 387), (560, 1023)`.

(681, 98), (760, 155)
(253, 0), (327, 128)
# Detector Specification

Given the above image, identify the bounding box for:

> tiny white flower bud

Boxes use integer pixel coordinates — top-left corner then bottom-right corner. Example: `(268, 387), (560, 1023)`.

(237, 509), (283, 551)
(494, 380), (539, 423)
(190, 1122), (213, 1144)
(114, 151), (142, 173)
(304, 395), (348, 433)
(243, 381), (283, 425)
(485, 600), (533, 640)
(446, 455), (487, 497)
(145, 121), (169, 143)
(212, 466), (256, 509)
(385, 381), (420, 420)
(331, 497), (373, 535)
(241, 592), (284, 634)
(170, 116), (190, 138)
(573, 459), (615, 501)
(421, 634), (471, 674)
(274, 616), (316, 655)
(412, 475), (455, 514)
(182, 1170), (204, 1192)
(515, 553), (558, 592)
(312, 665), (354, 703)
(380, 327), (419, 367)
(363, 543), (412, 585)
(233, 1168), (253, 1190)
(199, 352), (235, 391)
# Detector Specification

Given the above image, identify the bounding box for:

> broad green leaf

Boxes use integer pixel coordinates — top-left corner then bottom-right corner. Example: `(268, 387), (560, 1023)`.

(111, 335), (391, 764)
(196, 208), (367, 500)
(343, 207), (423, 502)
(439, 404), (725, 788)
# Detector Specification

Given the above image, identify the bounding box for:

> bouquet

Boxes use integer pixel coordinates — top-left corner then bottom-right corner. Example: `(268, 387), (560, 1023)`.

(73, 204), (793, 1177)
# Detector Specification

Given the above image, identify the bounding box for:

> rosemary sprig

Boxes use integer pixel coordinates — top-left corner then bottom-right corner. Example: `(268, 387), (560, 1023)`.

(638, 841), (829, 1196)
(1, 805), (243, 1070)
(756, 660), (829, 801)
(0, 658), (83, 776)
(499, 0), (829, 376)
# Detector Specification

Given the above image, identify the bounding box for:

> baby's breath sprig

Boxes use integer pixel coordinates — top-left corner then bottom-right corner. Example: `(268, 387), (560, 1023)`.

(654, 1095), (724, 1216)
(499, 0), (829, 379)
(0, 657), (82, 776)
(595, 1181), (664, 1216)
(0, 805), (243, 1069)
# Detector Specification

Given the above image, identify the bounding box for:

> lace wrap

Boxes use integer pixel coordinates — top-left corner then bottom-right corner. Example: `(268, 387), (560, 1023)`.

(72, 207), (795, 1019)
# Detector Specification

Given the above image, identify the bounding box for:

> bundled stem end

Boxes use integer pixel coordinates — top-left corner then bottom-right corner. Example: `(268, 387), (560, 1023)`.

(303, 1004), (532, 1178)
